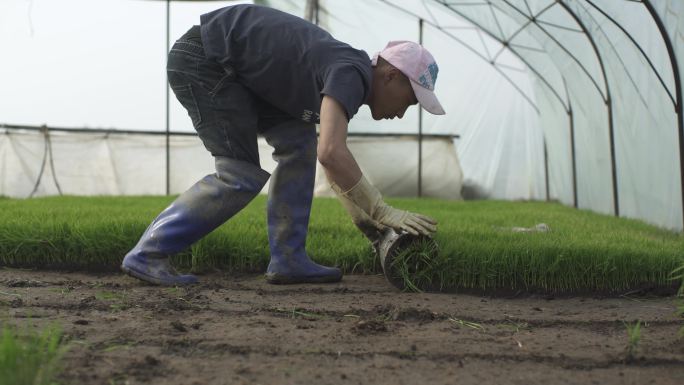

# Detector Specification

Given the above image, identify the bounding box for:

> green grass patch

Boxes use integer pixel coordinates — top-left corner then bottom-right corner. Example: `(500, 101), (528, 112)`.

(624, 320), (642, 361)
(0, 323), (68, 385)
(674, 266), (684, 337)
(0, 195), (682, 294)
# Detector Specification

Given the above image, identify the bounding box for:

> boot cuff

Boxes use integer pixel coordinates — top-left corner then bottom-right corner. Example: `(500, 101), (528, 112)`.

(215, 157), (270, 193)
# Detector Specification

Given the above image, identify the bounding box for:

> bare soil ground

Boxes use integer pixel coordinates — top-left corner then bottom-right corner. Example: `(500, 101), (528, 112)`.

(1, 268), (683, 385)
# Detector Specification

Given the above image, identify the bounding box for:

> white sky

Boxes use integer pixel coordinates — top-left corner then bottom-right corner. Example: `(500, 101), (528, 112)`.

(0, 0), (518, 136)
(0, 0), (451, 135)
(0, 0), (247, 132)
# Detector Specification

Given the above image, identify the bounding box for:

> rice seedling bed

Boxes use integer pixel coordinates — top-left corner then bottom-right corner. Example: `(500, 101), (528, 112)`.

(1, 196), (682, 295)
(1, 269), (682, 385)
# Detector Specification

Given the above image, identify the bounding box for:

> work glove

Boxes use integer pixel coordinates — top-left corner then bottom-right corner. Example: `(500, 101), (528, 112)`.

(331, 175), (437, 237)
(331, 183), (386, 243)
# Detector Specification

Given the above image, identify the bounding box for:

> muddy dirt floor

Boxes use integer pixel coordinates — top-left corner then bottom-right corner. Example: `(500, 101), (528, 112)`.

(1, 269), (683, 385)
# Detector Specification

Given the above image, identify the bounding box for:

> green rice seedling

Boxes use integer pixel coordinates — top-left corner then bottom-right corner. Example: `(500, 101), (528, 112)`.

(671, 264), (684, 338)
(95, 290), (129, 311)
(624, 320), (642, 360)
(496, 319), (530, 333)
(1, 196), (683, 294)
(385, 236), (440, 292)
(109, 377), (128, 385)
(677, 269), (684, 338)
(0, 290), (21, 303)
(102, 343), (133, 353)
(165, 286), (181, 295)
(289, 309), (325, 320)
(0, 323), (68, 385)
(49, 286), (73, 296)
(343, 313), (361, 317)
(95, 290), (121, 301)
(388, 237), (441, 293)
(273, 307), (326, 320)
(448, 318), (485, 331)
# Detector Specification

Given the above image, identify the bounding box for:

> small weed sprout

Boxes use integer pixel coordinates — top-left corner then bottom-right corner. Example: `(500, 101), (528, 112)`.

(389, 238), (440, 293)
(624, 320), (642, 360)
(95, 290), (129, 311)
(497, 319), (530, 333)
(672, 264), (684, 338)
(448, 318), (485, 331)
(0, 323), (68, 385)
(678, 294), (684, 339)
(273, 307), (325, 320)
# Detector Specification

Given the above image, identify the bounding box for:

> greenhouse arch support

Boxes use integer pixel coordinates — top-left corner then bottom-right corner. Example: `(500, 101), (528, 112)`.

(643, 0), (684, 230)
(556, 0), (618, 217)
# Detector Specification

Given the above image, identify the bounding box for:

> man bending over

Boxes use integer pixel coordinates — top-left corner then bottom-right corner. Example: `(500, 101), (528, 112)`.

(121, 4), (445, 286)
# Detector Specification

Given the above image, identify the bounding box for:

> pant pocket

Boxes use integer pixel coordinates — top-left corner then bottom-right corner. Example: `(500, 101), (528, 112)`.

(170, 84), (202, 128)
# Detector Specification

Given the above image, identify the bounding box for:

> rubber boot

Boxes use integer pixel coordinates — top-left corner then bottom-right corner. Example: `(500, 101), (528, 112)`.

(122, 157), (270, 286)
(263, 122), (342, 284)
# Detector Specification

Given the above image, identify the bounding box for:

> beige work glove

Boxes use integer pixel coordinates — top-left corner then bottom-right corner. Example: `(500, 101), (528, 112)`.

(332, 183), (386, 243)
(332, 175), (437, 237)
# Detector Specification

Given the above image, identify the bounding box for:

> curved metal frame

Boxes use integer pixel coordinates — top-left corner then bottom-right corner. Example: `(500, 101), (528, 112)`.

(643, 0), (684, 230)
(431, 0), (571, 111)
(375, 0), (567, 200)
(434, 0), (584, 206)
(494, 0), (607, 101)
(584, 0), (676, 106)
(556, 0), (618, 216)
(386, 0), (579, 203)
(430, 0), (684, 218)
(381, 0), (684, 221)
(377, 0), (542, 113)
(488, 0), (615, 212)
(161, 0), (683, 227)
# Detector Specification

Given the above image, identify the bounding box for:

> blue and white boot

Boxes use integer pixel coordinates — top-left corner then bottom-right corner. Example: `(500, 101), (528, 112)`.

(263, 122), (342, 284)
(122, 157), (270, 286)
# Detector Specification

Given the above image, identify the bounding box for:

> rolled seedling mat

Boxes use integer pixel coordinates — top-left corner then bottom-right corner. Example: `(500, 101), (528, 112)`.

(378, 229), (440, 291)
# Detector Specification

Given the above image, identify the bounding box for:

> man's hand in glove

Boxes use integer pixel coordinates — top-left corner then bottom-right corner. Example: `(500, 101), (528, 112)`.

(372, 204), (437, 236)
(318, 95), (437, 237)
(333, 187), (387, 242)
(332, 176), (437, 237)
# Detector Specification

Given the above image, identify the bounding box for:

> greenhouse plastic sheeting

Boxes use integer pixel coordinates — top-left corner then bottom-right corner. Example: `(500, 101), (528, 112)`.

(264, 0), (684, 231)
(0, 129), (462, 200)
(2, 0), (683, 231)
(314, 136), (463, 199)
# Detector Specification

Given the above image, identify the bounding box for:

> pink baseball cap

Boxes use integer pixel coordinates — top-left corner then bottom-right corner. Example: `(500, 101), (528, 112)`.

(372, 41), (445, 115)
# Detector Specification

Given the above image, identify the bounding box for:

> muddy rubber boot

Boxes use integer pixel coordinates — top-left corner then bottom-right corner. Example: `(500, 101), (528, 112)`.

(122, 157), (270, 286)
(263, 122), (342, 284)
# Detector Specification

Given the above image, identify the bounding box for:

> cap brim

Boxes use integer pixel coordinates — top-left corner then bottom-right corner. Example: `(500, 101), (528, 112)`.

(410, 81), (445, 115)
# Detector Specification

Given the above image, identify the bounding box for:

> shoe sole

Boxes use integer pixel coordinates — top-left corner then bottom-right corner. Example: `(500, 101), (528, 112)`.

(264, 273), (343, 285)
(121, 265), (197, 287)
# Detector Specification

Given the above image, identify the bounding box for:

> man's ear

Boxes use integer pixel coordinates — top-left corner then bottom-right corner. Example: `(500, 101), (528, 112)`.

(384, 66), (401, 83)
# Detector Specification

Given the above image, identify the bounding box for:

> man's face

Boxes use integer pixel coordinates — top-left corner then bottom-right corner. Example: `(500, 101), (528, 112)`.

(368, 67), (419, 120)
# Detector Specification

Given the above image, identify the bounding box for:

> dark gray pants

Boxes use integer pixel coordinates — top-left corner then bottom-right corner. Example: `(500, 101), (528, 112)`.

(166, 25), (315, 166)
